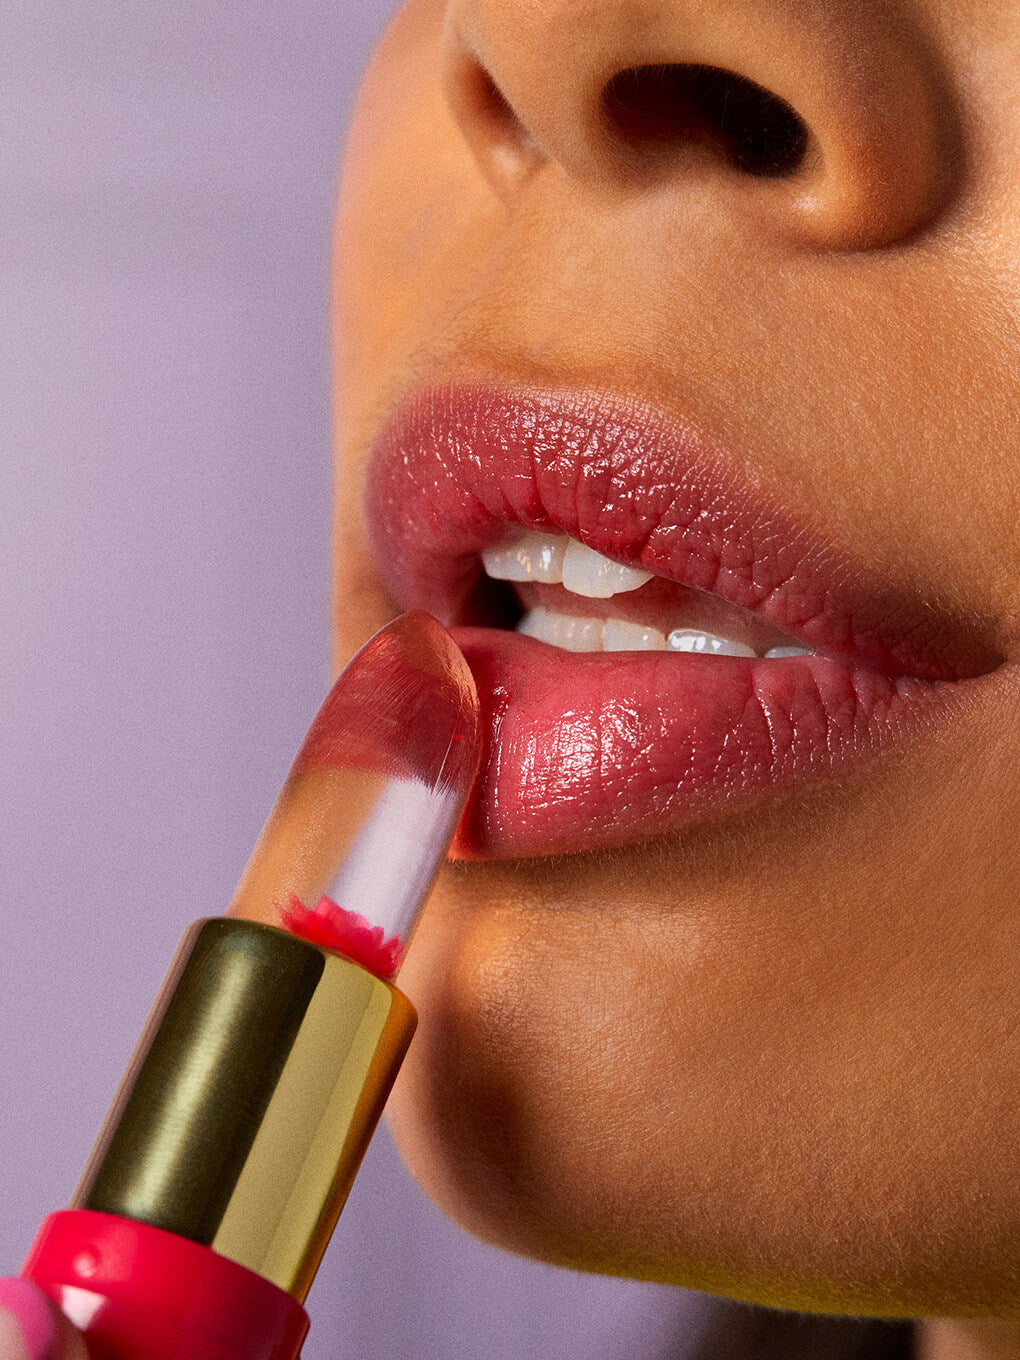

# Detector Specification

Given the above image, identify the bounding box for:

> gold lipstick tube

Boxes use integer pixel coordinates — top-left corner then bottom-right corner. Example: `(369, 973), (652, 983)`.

(72, 917), (415, 1302)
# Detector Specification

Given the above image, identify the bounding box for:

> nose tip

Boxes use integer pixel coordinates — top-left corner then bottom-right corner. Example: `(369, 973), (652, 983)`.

(442, 0), (955, 251)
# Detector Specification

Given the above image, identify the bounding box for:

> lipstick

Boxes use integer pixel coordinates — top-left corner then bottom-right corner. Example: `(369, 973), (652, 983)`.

(20, 612), (480, 1359)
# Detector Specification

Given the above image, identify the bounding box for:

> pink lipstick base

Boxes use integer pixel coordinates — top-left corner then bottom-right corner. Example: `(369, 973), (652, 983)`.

(23, 1211), (308, 1360)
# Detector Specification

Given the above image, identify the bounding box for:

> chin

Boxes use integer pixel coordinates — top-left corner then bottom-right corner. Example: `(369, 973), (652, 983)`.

(385, 862), (1020, 1322)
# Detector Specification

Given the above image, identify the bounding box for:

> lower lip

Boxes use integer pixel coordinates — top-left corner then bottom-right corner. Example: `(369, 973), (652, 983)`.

(450, 626), (962, 858)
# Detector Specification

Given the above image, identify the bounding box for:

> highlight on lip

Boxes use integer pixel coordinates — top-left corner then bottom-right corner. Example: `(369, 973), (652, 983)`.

(364, 381), (1000, 858)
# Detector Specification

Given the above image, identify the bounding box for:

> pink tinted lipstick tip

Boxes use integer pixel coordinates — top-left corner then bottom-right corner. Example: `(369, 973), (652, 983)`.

(280, 893), (404, 981)
(229, 610), (481, 968)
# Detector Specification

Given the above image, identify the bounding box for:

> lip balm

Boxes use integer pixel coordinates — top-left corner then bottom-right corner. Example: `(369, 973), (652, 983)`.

(21, 612), (480, 1360)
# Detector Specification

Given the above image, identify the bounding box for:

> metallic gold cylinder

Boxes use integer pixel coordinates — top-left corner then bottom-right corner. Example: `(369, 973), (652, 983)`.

(72, 918), (416, 1301)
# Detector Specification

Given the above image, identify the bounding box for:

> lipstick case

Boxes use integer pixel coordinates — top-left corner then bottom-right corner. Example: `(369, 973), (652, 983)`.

(24, 918), (415, 1358)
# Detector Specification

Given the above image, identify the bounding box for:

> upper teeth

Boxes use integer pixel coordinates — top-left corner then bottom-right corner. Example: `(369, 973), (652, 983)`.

(481, 531), (652, 598)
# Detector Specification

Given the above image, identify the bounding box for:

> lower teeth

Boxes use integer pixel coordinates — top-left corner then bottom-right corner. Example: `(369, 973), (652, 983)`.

(517, 609), (812, 658)
(667, 629), (755, 658)
(517, 609), (605, 653)
(762, 645), (814, 659)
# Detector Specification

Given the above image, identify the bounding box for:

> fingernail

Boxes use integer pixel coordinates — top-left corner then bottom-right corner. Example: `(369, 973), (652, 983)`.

(0, 1279), (59, 1360)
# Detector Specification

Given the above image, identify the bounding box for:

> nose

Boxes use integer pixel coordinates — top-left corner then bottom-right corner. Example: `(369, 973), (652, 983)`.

(441, 0), (955, 251)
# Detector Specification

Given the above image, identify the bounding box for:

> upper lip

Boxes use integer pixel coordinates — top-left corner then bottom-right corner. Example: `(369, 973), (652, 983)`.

(365, 378), (997, 682)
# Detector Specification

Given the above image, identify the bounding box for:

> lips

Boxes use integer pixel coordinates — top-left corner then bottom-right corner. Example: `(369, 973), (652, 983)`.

(364, 380), (997, 857)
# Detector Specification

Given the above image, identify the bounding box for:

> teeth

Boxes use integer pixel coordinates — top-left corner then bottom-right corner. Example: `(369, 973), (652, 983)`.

(603, 618), (666, 651)
(667, 629), (756, 658)
(489, 531), (814, 658)
(518, 611), (786, 657)
(480, 531), (566, 584)
(518, 608), (605, 652)
(481, 530), (652, 598)
(561, 540), (653, 598)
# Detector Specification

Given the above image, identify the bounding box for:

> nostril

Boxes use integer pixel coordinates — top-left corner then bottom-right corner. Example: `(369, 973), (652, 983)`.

(603, 64), (810, 178)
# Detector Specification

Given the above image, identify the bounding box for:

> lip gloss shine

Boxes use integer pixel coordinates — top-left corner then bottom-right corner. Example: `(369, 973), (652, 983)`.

(20, 612), (480, 1360)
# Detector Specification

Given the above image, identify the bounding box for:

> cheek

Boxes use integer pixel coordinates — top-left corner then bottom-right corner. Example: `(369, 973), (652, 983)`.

(332, 0), (500, 660)
(335, 0), (498, 419)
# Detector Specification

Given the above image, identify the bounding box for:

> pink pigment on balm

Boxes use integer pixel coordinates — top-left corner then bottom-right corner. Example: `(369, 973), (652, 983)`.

(280, 893), (404, 982)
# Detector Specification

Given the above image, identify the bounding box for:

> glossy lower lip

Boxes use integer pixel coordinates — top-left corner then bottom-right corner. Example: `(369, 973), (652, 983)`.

(364, 380), (997, 857)
(447, 626), (963, 856)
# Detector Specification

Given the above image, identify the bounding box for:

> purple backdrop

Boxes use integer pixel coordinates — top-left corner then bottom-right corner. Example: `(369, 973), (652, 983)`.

(0, 4), (713, 1355)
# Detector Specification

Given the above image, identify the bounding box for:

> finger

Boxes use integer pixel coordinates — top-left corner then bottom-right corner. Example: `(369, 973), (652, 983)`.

(0, 1279), (88, 1360)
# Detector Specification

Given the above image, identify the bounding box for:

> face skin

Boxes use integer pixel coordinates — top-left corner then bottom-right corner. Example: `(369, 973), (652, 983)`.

(332, 1), (1020, 1355)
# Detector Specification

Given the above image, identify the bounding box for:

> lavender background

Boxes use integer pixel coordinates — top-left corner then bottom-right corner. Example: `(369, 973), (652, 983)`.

(0, 4), (716, 1355)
